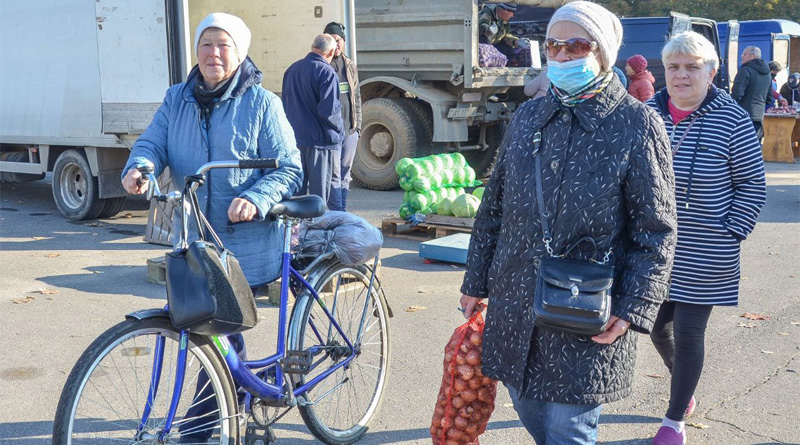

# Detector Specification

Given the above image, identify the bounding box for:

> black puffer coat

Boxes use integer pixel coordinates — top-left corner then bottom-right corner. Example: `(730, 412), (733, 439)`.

(461, 78), (677, 404)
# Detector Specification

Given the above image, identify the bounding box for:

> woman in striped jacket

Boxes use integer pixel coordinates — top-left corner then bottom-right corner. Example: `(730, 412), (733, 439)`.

(645, 31), (766, 445)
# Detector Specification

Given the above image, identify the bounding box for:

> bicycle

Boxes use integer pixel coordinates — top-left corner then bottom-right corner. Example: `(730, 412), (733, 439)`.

(52, 159), (391, 444)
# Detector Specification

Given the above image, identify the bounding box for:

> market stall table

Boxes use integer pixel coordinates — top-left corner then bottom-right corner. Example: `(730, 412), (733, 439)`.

(762, 113), (799, 163)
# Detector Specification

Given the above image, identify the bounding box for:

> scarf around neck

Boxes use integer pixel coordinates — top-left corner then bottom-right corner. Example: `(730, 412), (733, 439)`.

(549, 70), (614, 107)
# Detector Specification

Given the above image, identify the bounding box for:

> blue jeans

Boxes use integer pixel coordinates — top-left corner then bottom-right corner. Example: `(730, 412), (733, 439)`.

(506, 383), (603, 445)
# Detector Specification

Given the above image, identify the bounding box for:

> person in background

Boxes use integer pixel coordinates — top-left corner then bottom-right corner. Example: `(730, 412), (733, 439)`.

(645, 31), (766, 445)
(282, 35), (344, 204)
(323, 21), (362, 212)
(478, 3), (521, 58)
(461, 2), (677, 443)
(121, 13), (303, 441)
(731, 46), (772, 139)
(779, 72), (800, 106)
(626, 54), (655, 102)
(613, 64), (628, 89)
(766, 61), (789, 108)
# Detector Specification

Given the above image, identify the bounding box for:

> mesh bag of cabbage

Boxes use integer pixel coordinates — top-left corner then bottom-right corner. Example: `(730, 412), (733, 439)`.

(430, 312), (497, 445)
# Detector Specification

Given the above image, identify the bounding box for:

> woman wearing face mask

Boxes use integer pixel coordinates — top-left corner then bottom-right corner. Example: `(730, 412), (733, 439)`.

(459, 2), (677, 443)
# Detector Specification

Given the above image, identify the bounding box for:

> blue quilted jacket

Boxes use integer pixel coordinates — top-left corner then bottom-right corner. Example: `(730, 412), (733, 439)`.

(124, 59), (303, 285)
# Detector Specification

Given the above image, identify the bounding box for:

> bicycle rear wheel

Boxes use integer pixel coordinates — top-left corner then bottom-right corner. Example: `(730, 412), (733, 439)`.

(288, 263), (390, 445)
(53, 317), (239, 444)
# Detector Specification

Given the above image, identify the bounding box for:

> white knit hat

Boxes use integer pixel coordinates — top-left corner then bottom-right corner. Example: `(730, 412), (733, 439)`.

(546, 1), (623, 71)
(194, 13), (251, 63)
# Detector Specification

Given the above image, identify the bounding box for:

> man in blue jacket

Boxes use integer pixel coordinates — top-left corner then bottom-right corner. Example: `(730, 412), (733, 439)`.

(282, 34), (345, 204)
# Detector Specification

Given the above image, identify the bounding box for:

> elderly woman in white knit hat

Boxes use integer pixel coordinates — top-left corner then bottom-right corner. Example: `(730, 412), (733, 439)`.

(121, 12), (303, 441)
(460, 2), (677, 443)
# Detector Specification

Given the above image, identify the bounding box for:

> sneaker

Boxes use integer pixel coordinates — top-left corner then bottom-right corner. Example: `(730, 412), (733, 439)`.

(652, 426), (687, 445)
(685, 396), (696, 417)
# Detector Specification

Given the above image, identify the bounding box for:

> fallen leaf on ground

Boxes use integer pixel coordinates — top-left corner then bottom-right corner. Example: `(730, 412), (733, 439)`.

(37, 288), (58, 295)
(761, 350), (774, 354)
(31, 236), (47, 240)
(779, 332), (789, 336)
(737, 322), (757, 328)
(124, 213), (133, 218)
(791, 321), (800, 326)
(45, 253), (60, 258)
(13, 296), (35, 304)
(646, 373), (663, 379)
(404, 305), (427, 312)
(741, 312), (771, 320)
(687, 422), (710, 430)
(417, 290), (427, 293)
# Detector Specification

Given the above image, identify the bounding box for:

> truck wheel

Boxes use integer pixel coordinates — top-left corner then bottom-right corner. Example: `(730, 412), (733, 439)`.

(353, 98), (426, 190)
(403, 99), (433, 154)
(52, 149), (106, 220)
(97, 197), (126, 219)
(464, 123), (505, 179)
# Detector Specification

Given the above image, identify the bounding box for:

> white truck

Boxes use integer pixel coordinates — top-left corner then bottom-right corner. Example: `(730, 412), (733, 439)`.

(0, 0), (352, 220)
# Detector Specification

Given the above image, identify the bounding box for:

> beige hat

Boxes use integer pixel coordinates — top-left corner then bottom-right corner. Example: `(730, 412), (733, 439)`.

(194, 13), (251, 63)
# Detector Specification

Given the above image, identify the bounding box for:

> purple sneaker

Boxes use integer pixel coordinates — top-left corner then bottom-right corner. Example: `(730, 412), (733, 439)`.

(652, 426), (686, 445)
(685, 396), (697, 417)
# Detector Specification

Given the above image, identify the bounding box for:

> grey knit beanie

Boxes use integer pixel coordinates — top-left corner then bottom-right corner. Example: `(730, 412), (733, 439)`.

(194, 13), (252, 63)
(546, 1), (622, 71)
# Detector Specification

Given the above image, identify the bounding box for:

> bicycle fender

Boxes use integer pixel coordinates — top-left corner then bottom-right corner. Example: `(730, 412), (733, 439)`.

(125, 308), (170, 321)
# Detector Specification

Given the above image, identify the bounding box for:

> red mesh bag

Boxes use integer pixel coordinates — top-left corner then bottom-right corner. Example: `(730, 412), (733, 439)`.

(430, 312), (497, 445)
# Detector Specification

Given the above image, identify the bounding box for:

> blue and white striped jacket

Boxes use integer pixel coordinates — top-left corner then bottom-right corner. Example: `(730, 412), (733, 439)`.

(648, 86), (766, 306)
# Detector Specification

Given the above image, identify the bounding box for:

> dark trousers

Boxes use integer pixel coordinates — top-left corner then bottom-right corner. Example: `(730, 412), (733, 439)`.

(752, 120), (764, 141)
(649, 301), (714, 421)
(329, 131), (359, 211)
(298, 146), (339, 206)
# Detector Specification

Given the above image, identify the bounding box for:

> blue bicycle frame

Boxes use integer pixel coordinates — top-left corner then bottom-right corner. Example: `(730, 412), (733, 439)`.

(134, 194), (367, 439)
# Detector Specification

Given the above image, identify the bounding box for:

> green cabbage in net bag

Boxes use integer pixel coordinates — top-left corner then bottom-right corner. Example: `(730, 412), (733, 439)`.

(395, 157), (415, 176)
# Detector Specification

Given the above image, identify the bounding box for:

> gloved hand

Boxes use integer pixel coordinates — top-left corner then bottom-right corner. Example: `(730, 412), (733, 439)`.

(406, 212), (427, 228)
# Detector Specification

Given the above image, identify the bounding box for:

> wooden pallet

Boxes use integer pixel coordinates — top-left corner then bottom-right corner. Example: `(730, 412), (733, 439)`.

(381, 217), (472, 240)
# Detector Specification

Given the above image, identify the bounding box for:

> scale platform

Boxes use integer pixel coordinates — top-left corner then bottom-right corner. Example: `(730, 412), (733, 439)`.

(419, 233), (472, 265)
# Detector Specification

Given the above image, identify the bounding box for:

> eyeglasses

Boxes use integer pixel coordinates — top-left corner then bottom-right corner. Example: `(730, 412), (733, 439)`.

(544, 38), (598, 58)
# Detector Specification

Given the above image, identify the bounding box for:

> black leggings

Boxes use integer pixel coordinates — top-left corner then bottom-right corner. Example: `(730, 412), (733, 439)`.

(650, 301), (713, 421)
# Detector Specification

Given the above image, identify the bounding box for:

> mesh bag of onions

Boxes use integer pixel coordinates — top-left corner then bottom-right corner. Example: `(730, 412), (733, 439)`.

(430, 312), (497, 445)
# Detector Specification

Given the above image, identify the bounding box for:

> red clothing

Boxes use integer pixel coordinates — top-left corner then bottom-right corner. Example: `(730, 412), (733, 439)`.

(668, 98), (694, 124)
(627, 70), (655, 102)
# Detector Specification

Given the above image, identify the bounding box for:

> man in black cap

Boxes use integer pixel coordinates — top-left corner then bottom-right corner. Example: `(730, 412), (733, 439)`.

(478, 3), (520, 58)
(323, 21), (362, 212)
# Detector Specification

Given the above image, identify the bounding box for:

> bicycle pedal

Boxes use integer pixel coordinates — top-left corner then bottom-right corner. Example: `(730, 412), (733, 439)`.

(245, 425), (277, 445)
(281, 350), (313, 374)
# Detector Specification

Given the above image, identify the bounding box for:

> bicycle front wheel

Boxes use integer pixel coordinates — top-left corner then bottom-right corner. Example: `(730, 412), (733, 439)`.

(289, 263), (390, 445)
(53, 317), (239, 444)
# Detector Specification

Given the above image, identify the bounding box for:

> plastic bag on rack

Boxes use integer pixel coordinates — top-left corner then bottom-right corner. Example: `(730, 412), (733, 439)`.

(430, 312), (497, 445)
(294, 211), (383, 265)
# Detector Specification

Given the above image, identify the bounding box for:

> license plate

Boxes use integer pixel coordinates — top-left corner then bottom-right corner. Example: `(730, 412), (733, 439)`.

(447, 107), (478, 119)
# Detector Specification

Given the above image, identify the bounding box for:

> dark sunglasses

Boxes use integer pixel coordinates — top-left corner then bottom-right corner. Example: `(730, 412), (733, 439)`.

(544, 38), (598, 58)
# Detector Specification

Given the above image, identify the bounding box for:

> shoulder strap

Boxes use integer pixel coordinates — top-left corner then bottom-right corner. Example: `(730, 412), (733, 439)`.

(531, 131), (554, 256)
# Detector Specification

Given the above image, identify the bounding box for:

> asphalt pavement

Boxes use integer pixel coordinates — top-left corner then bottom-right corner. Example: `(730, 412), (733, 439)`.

(1, 162), (798, 445)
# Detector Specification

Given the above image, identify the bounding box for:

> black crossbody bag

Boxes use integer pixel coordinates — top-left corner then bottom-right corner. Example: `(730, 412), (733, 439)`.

(531, 131), (614, 336)
(165, 180), (258, 336)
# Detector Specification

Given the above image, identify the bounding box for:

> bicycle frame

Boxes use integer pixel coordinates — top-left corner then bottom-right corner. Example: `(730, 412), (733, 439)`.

(133, 162), (379, 439)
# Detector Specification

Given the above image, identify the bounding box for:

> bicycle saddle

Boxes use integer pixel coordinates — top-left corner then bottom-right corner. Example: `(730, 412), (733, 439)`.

(268, 195), (327, 219)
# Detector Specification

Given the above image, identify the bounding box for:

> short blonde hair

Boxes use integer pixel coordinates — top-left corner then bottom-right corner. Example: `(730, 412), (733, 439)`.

(661, 31), (719, 73)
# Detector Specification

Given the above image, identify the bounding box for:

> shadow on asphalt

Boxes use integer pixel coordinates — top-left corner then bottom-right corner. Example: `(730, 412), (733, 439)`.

(37, 266), (166, 299)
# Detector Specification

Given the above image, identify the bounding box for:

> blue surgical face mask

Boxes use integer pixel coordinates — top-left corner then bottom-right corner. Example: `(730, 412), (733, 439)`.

(547, 57), (602, 94)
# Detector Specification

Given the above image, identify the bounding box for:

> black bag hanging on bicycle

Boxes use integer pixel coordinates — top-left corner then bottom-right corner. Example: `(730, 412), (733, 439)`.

(530, 131), (614, 336)
(165, 182), (258, 336)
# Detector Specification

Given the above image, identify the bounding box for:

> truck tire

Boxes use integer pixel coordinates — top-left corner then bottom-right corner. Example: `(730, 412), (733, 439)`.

(402, 98), (433, 154)
(52, 149), (106, 220)
(353, 98), (426, 190)
(97, 197), (126, 219)
(464, 123), (505, 179)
